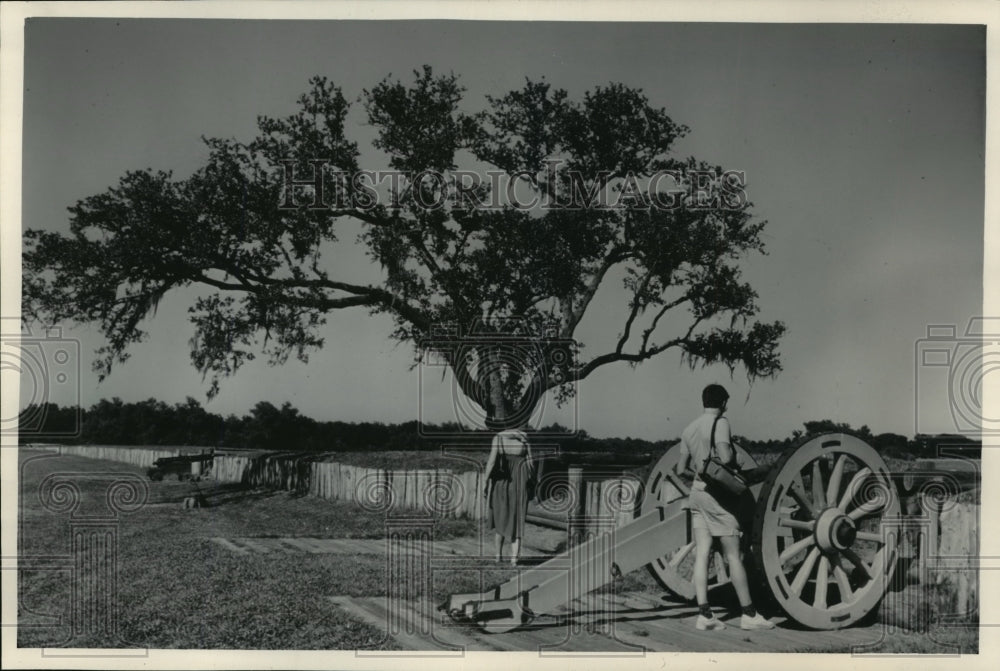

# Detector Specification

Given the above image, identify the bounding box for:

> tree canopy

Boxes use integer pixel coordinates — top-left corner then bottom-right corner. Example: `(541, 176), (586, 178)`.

(23, 66), (785, 426)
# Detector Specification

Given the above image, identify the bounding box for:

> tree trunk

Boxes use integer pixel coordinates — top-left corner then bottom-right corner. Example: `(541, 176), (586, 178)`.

(486, 345), (508, 430)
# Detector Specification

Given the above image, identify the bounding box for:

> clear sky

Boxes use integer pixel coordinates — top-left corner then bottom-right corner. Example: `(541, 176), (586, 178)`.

(18, 19), (985, 440)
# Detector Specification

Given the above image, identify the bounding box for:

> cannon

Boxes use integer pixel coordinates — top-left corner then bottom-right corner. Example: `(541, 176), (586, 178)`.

(441, 432), (902, 632)
(147, 451), (214, 481)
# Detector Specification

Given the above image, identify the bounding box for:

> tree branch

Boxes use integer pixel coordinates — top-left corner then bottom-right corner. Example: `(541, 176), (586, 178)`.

(570, 337), (685, 384)
(616, 271), (652, 354)
(190, 267), (433, 332)
(560, 249), (627, 338)
(639, 293), (690, 353)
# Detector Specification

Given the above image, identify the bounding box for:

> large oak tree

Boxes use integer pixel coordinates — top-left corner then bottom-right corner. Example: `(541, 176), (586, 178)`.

(23, 67), (785, 428)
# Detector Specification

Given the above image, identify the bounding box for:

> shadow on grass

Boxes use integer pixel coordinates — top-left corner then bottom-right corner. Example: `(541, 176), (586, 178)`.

(513, 555), (551, 567)
(204, 485), (287, 507)
(148, 481), (287, 506)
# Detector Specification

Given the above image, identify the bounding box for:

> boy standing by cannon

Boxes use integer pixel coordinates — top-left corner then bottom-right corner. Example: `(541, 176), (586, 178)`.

(674, 384), (775, 631)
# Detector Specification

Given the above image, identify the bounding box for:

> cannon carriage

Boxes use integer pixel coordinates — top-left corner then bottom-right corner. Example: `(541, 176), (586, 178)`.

(146, 451), (214, 481)
(443, 432), (904, 633)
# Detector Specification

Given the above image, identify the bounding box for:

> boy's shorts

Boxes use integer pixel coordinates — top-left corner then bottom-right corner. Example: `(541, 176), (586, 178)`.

(686, 488), (740, 537)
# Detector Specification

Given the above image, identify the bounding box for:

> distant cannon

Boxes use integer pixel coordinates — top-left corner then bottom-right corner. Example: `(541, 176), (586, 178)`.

(147, 451), (214, 481)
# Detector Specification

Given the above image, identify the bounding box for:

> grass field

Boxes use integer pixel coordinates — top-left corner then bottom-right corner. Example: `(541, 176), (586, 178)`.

(17, 449), (478, 649)
(16, 448), (977, 653)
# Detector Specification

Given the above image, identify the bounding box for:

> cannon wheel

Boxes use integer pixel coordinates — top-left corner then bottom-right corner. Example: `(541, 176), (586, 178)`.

(641, 441), (758, 601)
(751, 433), (900, 629)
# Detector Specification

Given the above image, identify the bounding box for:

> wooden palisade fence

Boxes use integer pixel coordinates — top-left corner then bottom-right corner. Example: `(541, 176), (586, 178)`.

(54, 444), (180, 469)
(43, 443), (978, 611)
(209, 453), (637, 527)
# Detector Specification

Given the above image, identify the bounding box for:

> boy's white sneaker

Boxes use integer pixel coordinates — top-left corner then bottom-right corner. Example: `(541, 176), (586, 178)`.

(740, 613), (775, 630)
(695, 614), (726, 630)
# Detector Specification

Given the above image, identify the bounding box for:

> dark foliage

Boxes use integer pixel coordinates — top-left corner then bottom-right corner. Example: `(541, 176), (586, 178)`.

(19, 400), (979, 463)
(24, 67), (785, 425)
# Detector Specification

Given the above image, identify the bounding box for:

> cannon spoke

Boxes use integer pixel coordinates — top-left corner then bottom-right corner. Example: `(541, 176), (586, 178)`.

(831, 556), (855, 603)
(811, 459), (829, 509)
(668, 541), (695, 568)
(855, 530), (885, 543)
(714, 552), (728, 581)
(813, 555), (830, 609)
(826, 454), (847, 507)
(837, 466), (872, 510)
(841, 548), (872, 582)
(848, 496), (886, 521)
(787, 480), (817, 520)
(779, 535), (816, 564)
(790, 547), (821, 596)
(665, 472), (690, 498)
(778, 517), (814, 531)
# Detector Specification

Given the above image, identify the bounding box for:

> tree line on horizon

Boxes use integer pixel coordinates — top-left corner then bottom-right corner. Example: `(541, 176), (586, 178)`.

(17, 397), (979, 461)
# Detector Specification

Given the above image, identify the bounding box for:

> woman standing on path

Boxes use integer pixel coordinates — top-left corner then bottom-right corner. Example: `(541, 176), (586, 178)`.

(483, 424), (534, 566)
(673, 384), (775, 632)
